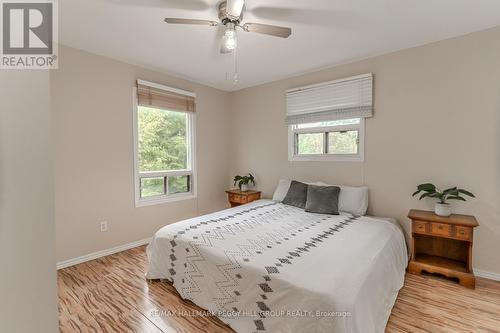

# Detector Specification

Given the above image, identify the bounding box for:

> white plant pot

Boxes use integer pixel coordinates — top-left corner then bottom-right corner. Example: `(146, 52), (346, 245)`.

(240, 184), (249, 192)
(435, 203), (451, 217)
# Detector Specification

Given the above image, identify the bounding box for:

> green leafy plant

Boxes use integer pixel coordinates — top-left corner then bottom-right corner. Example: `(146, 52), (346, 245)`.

(412, 183), (475, 204)
(233, 173), (255, 191)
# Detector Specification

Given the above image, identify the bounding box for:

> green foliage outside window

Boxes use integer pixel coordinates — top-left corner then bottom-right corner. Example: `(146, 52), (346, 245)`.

(140, 177), (164, 198)
(138, 106), (187, 171)
(138, 106), (190, 197)
(297, 133), (324, 154)
(328, 130), (358, 154)
(297, 130), (358, 155)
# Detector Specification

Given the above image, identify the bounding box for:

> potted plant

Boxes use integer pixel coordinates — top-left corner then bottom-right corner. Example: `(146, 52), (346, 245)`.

(233, 173), (255, 192)
(412, 183), (475, 217)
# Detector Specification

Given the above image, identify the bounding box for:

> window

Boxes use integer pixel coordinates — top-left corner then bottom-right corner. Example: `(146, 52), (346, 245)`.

(134, 80), (196, 207)
(289, 118), (364, 161)
(286, 74), (373, 162)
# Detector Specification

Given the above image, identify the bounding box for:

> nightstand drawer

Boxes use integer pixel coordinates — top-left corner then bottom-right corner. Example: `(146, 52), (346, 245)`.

(431, 222), (451, 237)
(412, 221), (429, 234)
(455, 226), (472, 241)
(226, 190), (262, 208)
(229, 194), (246, 204)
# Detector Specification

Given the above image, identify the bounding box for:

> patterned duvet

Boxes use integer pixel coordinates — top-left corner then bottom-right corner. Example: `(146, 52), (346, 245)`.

(146, 200), (408, 333)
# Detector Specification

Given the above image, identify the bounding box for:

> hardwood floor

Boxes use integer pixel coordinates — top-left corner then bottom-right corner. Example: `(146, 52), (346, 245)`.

(58, 246), (500, 333)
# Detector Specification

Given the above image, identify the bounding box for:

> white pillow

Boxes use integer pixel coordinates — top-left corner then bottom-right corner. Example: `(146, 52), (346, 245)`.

(273, 179), (369, 216)
(272, 179), (292, 202)
(317, 182), (369, 216)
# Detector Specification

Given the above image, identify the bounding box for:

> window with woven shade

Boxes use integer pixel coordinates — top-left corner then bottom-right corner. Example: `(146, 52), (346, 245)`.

(134, 80), (196, 207)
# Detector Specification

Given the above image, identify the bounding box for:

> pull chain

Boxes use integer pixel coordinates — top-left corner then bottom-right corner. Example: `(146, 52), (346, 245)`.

(233, 47), (239, 85)
(224, 47), (239, 84)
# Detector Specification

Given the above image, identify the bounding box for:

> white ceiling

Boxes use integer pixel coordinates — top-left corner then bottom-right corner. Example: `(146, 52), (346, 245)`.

(61, 0), (500, 91)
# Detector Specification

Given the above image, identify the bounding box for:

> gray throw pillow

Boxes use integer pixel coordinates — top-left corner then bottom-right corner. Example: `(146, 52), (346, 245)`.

(305, 185), (341, 215)
(282, 181), (308, 209)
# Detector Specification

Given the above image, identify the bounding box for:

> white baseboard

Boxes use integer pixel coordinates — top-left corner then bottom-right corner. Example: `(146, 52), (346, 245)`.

(474, 269), (500, 282)
(57, 237), (151, 270)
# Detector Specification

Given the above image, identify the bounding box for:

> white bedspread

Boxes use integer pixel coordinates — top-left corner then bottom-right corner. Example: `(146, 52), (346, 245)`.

(146, 200), (408, 333)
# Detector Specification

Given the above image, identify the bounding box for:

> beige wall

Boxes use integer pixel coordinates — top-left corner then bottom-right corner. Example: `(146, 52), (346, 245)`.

(0, 71), (57, 332)
(52, 46), (231, 261)
(229, 27), (500, 275)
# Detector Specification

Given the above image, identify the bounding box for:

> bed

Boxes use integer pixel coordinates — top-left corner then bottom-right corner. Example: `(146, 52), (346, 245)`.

(146, 199), (408, 333)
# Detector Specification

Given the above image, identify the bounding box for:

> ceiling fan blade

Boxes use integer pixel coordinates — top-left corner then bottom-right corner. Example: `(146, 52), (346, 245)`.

(226, 0), (245, 18)
(102, 0), (210, 11)
(241, 23), (291, 38)
(164, 18), (219, 26)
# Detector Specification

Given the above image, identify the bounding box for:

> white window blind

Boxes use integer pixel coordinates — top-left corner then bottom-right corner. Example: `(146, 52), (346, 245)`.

(286, 73), (373, 125)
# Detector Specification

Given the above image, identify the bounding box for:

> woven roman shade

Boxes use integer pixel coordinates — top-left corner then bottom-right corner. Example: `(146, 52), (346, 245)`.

(137, 80), (196, 113)
(286, 73), (373, 125)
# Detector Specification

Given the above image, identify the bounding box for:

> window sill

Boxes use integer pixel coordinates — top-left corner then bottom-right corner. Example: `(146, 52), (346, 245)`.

(135, 193), (196, 208)
(289, 155), (364, 162)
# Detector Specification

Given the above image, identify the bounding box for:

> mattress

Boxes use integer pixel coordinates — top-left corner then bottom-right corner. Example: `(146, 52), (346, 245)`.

(146, 200), (408, 333)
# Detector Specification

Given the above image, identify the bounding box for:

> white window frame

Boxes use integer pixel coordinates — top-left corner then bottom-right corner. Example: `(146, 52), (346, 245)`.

(288, 118), (365, 162)
(133, 87), (197, 207)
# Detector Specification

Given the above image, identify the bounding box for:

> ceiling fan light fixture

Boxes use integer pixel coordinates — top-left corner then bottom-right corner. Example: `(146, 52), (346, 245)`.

(164, 0), (292, 58)
(223, 23), (237, 51)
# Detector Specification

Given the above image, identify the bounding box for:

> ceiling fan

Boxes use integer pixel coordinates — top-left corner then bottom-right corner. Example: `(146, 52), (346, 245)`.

(164, 0), (292, 54)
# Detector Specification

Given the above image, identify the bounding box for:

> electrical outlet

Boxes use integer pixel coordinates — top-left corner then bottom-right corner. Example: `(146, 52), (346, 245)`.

(100, 221), (108, 232)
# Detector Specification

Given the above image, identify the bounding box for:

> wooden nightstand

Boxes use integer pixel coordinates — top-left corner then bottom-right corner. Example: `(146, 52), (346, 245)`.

(408, 209), (479, 288)
(226, 189), (261, 208)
